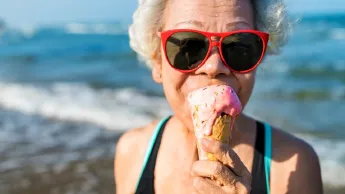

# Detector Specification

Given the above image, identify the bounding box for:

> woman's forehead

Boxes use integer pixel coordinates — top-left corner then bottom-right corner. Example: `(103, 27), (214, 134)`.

(164, 0), (254, 31)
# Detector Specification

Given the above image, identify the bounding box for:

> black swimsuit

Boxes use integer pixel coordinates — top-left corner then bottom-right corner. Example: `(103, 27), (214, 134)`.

(135, 116), (272, 194)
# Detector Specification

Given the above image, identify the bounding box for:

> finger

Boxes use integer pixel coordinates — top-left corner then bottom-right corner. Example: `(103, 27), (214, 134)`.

(201, 138), (251, 180)
(223, 182), (252, 194)
(192, 160), (237, 186)
(193, 177), (223, 194)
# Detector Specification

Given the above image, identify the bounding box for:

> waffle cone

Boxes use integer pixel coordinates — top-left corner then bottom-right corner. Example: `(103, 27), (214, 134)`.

(204, 114), (232, 161)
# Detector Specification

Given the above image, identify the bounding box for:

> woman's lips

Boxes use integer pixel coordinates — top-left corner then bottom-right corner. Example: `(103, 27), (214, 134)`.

(221, 112), (228, 116)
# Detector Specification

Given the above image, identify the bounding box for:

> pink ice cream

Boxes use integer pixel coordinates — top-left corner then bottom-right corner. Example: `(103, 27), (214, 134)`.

(187, 85), (242, 160)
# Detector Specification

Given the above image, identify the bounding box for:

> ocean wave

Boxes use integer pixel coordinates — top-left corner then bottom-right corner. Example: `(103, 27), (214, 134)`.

(0, 22), (129, 43)
(259, 87), (345, 101)
(259, 58), (345, 76)
(0, 82), (343, 187)
(0, 82), (171, 130)
(64, 22), (127, 35)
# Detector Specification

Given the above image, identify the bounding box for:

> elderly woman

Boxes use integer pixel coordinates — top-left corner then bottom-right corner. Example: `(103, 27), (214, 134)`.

(115, 0), (323, 193)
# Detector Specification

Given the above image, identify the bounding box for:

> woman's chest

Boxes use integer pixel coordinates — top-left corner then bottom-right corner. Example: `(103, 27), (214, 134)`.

(153, 141), (198, 193)
(154, 167), (195, 194)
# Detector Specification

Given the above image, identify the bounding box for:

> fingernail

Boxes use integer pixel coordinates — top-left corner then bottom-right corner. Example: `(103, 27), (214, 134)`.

(201, 138), (211, 147)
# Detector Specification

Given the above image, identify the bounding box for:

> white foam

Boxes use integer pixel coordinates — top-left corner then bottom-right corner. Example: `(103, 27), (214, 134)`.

(64, 23), (127, 35)
(0, 82), (344, 187)
(2, 23), (128, 41)
(64, 23), (125, 34)
(0, 82), (172, 130)
(19, 26), (36, 38)
(331, 28), (345, 40)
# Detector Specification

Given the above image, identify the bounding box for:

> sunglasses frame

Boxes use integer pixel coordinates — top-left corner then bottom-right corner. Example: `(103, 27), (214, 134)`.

(157, 29), (269, 74)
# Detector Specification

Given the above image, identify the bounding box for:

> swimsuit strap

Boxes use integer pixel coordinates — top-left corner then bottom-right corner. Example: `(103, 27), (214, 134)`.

(264, 122), (272, 194)
(135, 116), (171, 193)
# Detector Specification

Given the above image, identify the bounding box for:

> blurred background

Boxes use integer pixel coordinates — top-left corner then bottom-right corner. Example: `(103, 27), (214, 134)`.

(0, 0), (344, 193)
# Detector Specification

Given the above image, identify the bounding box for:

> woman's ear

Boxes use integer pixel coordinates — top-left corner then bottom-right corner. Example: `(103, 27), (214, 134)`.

(152, 58), (162, 83)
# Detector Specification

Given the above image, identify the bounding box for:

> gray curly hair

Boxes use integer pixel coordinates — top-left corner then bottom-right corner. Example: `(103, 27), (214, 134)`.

(129, 0), (291, 68)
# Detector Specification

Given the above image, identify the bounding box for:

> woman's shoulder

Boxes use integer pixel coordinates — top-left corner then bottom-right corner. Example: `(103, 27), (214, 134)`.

(270, 125), (319, 161)
(115, 119), (160, 164)
(117, 120), (160, 155)
(114, 120), (160, 193)
(269, 125), (323, 193)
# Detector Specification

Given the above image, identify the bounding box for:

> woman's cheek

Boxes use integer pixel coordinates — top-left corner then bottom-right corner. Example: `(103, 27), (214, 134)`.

(235, 72), (256, 108)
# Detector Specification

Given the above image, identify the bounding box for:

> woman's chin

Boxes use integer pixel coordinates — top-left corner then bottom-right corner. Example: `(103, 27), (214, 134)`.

(173, 114), (194, 132)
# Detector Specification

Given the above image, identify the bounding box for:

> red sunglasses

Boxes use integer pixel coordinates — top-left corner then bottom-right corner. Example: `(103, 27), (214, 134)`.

(157, 29), (269, 73)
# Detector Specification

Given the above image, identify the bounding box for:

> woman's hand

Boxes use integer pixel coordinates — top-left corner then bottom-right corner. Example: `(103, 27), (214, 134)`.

(192, 138), (252, 194)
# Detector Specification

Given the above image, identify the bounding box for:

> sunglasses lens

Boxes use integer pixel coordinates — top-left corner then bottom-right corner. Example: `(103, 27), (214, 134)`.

(166, 32), (209, 70)
(221, 33), (264, 71)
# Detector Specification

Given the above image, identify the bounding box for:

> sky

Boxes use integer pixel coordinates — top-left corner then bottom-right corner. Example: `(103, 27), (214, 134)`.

(0, 0), (344, 27)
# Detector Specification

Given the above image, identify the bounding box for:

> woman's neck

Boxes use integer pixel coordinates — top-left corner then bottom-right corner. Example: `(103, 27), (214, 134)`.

(230, 113), (256, 147)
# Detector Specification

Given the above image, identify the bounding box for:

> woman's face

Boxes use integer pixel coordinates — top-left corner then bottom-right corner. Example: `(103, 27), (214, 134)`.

(153, 0), (256, 130)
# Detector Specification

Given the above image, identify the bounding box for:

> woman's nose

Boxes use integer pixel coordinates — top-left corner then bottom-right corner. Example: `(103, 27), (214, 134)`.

(194, 48), (231, 78)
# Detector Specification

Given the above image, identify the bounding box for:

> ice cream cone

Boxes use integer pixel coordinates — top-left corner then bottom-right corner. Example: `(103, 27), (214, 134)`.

(188, 85), (242, 161)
